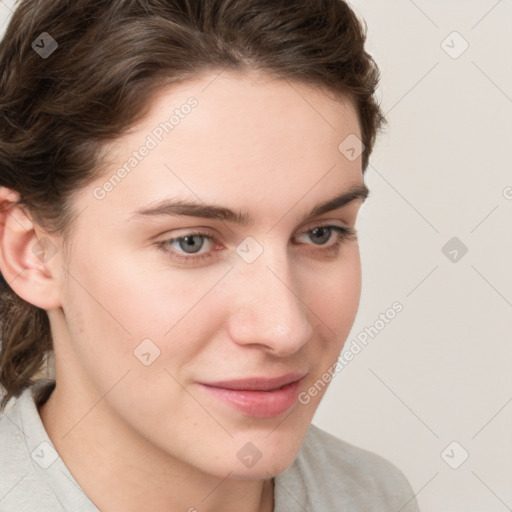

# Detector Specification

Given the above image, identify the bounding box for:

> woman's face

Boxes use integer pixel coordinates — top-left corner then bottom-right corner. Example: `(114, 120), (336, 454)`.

(50, 70), (366, 479)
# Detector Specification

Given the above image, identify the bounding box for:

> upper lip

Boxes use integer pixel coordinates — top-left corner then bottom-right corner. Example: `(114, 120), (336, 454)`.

(200, 372), (307, 391)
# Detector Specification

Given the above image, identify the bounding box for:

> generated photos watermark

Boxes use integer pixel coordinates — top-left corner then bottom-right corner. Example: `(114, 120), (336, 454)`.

(298, 301), (403, 404)
(93, 97), (199, 200)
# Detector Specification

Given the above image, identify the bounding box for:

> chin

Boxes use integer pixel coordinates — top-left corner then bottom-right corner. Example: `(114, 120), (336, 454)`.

(227, 455), (298, 481)
(219, 432), (305, 480)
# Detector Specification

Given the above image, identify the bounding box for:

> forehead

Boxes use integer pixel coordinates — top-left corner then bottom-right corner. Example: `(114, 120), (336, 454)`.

(73, 70), (363, 226)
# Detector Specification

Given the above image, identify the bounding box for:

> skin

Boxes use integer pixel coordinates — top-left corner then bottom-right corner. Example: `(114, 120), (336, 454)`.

(0, 69), (366, 512)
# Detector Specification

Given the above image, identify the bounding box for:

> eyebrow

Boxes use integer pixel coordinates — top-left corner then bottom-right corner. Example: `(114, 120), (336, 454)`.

(129, 183), (369, 225)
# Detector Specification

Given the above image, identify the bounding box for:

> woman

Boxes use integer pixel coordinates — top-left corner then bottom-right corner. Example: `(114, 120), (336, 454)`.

(0, 1), (420, 510)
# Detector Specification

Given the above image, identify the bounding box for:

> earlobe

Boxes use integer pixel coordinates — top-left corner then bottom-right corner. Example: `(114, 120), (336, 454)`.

(0, 186), (62, 311)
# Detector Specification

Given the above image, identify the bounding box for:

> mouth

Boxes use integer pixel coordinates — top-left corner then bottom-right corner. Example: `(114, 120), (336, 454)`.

(198, 373), (307, 418)
(200, 372), (307, 391)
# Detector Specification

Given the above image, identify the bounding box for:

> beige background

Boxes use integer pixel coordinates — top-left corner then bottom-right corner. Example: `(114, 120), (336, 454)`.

(1, 1), (511, 510)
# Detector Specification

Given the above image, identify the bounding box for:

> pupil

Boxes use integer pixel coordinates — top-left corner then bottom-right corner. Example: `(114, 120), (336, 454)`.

(180, 235), (202, 253)
(312, 227), (330, 244)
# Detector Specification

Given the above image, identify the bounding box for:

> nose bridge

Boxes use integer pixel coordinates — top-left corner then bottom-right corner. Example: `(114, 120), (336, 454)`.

(228, 242), (313, 354)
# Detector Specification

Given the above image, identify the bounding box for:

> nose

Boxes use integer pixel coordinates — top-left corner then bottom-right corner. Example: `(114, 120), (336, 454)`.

(226, 243), (314, 357)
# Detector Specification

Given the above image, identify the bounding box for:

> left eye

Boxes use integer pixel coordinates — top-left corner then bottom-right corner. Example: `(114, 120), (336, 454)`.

(157, 224), (356, 263)
(295, 225), (348, 246)
(167, 233), (214, 255)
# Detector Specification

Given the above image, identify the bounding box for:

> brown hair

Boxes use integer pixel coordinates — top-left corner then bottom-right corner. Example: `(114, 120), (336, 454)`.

(0, 0), (386, 410)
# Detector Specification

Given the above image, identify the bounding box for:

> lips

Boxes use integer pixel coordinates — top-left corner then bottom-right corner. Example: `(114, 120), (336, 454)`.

(198, 372), (307, 418)
(200, 372), (307, 391)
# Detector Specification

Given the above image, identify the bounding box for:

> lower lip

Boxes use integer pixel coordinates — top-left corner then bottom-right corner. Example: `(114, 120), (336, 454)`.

(198, 379), (303, 418)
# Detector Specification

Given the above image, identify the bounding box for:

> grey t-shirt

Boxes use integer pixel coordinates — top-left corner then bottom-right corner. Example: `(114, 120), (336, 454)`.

(0, 380), (420, 511)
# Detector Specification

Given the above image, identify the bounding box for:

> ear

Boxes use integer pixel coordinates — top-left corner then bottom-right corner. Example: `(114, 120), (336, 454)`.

(0, 186), (62, 310)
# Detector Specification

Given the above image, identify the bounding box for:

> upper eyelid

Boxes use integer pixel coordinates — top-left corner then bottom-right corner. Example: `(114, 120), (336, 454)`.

(161, 218), (353, 238)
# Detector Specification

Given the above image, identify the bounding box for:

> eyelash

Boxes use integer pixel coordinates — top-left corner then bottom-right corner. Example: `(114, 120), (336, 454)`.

(156, 224), (357, 265)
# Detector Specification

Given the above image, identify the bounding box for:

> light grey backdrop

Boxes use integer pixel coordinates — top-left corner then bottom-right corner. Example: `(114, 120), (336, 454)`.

(314, 2), (512, 511)
(1, 1), (511, 511)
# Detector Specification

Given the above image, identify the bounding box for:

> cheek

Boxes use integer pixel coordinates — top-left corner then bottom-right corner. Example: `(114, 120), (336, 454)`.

(305, 244), (362, 334)
(59, 261), (140, 392)
(296, 248), (361, 409)
(61, 247), (226, 385)
(60, 247), (157, 387)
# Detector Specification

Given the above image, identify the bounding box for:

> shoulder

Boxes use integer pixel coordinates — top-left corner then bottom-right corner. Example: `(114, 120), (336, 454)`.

(275, 423), (420, 512)
(303, 423), (416, 491)
(0, 382), (65, 511)
(0, 387), (30, 473)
